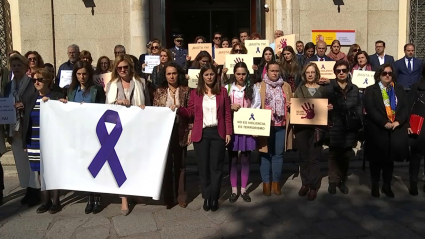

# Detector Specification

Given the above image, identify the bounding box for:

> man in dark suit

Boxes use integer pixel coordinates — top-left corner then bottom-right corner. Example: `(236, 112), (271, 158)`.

(369, 40), (395, 71)
(304, 40), (334, 63)
(394, 43), (423, 91)
(169, 34), (188, 70)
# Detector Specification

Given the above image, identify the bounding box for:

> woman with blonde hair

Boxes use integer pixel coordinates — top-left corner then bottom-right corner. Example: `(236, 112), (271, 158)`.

(106, 55), (150, 215)
(151, 48), (173, 89)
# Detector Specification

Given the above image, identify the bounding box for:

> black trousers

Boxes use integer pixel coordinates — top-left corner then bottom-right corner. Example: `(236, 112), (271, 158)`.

(296, 129), (322, 190)
(193, 127), (225, 201)
(163, 124), (187, 205)
(0, 161), (3, 191)
(328, 147), (351, 184)
(370, 160), (394, 184)
(409, 148), (424, 182)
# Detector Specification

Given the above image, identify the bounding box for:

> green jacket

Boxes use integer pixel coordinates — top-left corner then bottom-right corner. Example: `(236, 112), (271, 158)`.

(67, 84), (106, 103)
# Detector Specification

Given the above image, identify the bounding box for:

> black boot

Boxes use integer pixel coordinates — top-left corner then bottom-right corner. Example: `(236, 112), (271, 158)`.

(382, 184), (394, 198)
(21, 187), (31, 205)
(328, 183), (337, 194)
(202, 198), (211, 211)
(338, 181), (349, 194)
(410, 182), (419, 196)
(85, 195), (94, 214)
(371, 183), (380, 198)
(210, 199), (219, 212)
(28, 188), (41, 207)
(93, 195), (102, 214)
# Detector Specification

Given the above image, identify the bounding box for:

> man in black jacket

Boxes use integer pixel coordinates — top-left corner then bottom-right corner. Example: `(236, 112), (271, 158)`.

(369, 40), (395, 71)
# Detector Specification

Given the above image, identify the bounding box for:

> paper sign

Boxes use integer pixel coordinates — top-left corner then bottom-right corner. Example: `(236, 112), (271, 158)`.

(215, 48), (232, 65)
(311, 61), (336, 79)
(245, 40), (270, 57)
(93, 72), (112, 91)
(188, 43), (213, 59)
(351, 70), (375, 88)
(233, 108), (272, 136)
(188, 69), (200, 89)
(290, 98), (328, 126)
(275, 34), (296, 54)
(0, 97), (16, 124)
(59, 70), (72, 88)
(225, 54), (254, 71)
(143, 55), (160, 74)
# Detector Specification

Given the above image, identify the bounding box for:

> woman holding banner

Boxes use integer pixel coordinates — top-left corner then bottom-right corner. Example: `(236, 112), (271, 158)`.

(225, 62), (260, 203)
(173, 63), (232, 212)
(280, 46), (302, 92)
(59, 60), (106, 214)
(25, 68), (64, 213)
(151, 48), (173, 89)
(364, 64), (408, 198)
(293, 62), (328, 201)
(325, 60), (362, 195)
(154, 62), (191, 208)
(5, 54), (41, 207)
(106, 55), (150, 215)
(257, 61), (293, 196)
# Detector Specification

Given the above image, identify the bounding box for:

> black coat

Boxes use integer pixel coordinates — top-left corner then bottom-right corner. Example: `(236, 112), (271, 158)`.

(364, 83), (409, 162)
(326, 79), (362, 148)
(407, 82), (425, 153)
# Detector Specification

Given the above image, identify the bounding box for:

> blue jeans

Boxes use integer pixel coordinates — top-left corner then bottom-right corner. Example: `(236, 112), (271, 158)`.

(260, 126), (286, 183)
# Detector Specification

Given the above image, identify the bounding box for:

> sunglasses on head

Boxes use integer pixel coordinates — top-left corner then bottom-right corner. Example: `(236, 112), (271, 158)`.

(151, 46), (159, 50)
(335, 69), (348, 74)
(381, 71), (393, 77)
(32, 78), (44, 83)
(117, 65), (129, 71)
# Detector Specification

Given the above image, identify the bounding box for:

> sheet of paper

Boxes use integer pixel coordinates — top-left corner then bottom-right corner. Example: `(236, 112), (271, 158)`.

(188, 69), (200, 89)
(59, 70), (73, 88)
(225, 54), (254, 72)
(351, 70), (375, 88)
(311, 61), (336, 79)
(274, 34), (296, 54)
(290, 98), (328, 126)
(0, 97), (16, 124)
(233, 108), (272, 137)
(245, 40), (270, 57)
(143, 55), (161, 74)
(188, 43), (213, 59)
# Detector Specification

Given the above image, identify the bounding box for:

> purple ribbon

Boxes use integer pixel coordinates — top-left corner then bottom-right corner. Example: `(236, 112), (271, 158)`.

(88, 110), (127, 187)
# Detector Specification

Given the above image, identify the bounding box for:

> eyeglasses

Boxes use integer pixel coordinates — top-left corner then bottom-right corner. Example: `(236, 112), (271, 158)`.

(214, 37), (222, 40)
(335, 69), (348, 74)
(234, 49), (242, 53)
(117, 65), (129, 71)
(28, 57), (37, 62)
(32, 78), (44, 83)
(352, 48), (361, 53)
(381, 71), (393, 77)
(151, 46), (159, 50)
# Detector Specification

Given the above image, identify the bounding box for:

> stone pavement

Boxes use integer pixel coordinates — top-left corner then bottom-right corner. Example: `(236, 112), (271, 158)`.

(1, 150), (425, 239)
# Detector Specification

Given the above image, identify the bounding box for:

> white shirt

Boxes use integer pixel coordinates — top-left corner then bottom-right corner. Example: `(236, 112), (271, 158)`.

(316, 55), (326, 61)
(226, 83), (261, 109)
(202, 94), (218, 128)
(377, 53), (385, 65)
(405, 57), (414, 71)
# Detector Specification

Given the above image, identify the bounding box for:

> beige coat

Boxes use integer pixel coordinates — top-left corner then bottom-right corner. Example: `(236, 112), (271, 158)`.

(257, 81), (294, 153)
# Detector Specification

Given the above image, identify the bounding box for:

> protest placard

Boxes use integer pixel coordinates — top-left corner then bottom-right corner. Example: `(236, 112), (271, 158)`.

(245, 40), (269, 57)
(351, 70), (375, 88)
(233, 108), (272, 136)
(290, 98), (328, 126)
(188, 43), (213, 59)
(143, 55), (160, 74)
(188, 69), (200, 89)
(275, 34), (296, 54)
(311, 61), (336, 79)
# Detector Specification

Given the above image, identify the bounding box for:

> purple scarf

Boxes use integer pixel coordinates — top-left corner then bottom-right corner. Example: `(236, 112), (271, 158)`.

(263, 75), (285, 116)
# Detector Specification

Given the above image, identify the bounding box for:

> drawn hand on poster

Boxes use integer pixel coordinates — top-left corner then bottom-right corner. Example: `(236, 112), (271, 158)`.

(280, 38), (287, 49)
(234, 57), (244, 64)
(301, 102), (315, 119)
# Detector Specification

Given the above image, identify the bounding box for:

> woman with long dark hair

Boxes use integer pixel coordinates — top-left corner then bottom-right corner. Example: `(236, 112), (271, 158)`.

(280, 46), (301, 92)
(59, 60), (106, 214)
(225, 62), (260, 203)
(172, 63), (232, 212)
(154, 62), (191, 208)
(25, 51), (45, 77)
(190, 51), (213, 69)
(254, 47), (275, 83)
(300, 42), (315, 66)
(351, 51), (372, 74)
(347, 44), (361, 70)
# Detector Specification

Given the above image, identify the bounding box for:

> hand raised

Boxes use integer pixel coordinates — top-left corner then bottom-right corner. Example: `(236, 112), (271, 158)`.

(301, 102), (315, 119)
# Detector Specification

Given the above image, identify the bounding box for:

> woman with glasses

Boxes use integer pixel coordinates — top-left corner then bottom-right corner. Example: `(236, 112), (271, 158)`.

(142, 40), (161, 71)
(327, 40), (348, 62)
(347, 44), (361, 70)
(326, 60), (362, 195)
(24, 51), (45, 77)
(364, 64), (408, 198)
(106, 55), (150, 215)
(222, 43), (249, 84)
(25, 68), (64, 214)
(5, 54), (41, 207)
(151, 48), (173, 89)
(59, 60), (106, 214)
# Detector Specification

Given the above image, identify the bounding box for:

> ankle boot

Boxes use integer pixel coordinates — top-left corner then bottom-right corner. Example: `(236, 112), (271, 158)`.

(21, 187), (31, 204)
(328, 183), (337, 194)
(382, 184), (394, 198)
(371, 183), (380, 198)
(263, 183), (271, 196)
(28, 188), (41, 207)
(272, 182), (281, 195)
(338, 181), (349, 194)
(85, 195), (94, 214)
(93, 196), (102, 214)
(410, 182), (419, 196)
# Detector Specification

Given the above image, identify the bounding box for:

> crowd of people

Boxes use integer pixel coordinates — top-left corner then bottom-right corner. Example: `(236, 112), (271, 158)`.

(0, 29), (424, 217)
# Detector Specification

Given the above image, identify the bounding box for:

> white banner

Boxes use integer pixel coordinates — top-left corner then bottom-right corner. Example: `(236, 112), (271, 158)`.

(40, 101), (176, 200)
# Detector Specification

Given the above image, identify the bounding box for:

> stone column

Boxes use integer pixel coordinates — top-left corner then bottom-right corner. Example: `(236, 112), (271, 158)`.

(130, 0), (149, 56)
(264, 0), (294, 41)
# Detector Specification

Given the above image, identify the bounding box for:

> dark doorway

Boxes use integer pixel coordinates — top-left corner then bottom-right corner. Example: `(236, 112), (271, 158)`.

(165, 0), (259, 48)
